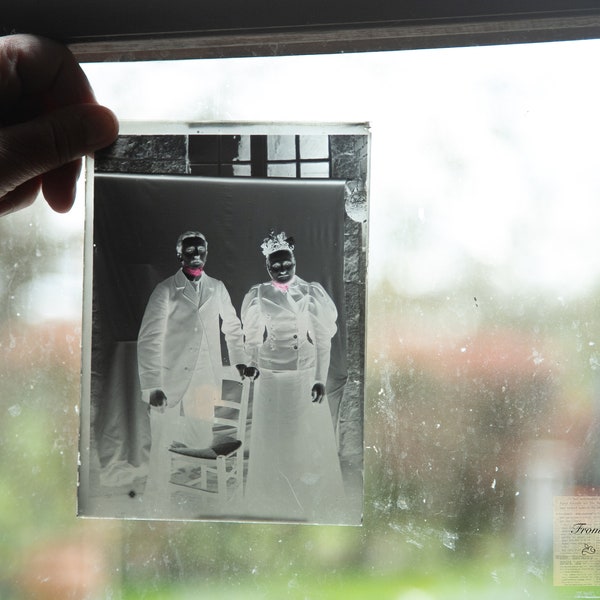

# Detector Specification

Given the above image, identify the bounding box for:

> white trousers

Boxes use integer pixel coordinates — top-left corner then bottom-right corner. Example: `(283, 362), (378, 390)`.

(143, 353), (220, 515)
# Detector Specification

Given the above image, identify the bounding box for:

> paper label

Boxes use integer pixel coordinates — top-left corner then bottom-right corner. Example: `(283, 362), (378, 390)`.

(554, 496), (600, 586)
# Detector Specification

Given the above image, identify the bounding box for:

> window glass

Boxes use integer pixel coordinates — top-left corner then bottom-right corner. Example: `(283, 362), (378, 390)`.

(2, 38), (600, 597)
(267, 162), (297, 177)
(300, 161), (329, 178)
(299, 134), (329, 159)
(268, 134), (297, 160)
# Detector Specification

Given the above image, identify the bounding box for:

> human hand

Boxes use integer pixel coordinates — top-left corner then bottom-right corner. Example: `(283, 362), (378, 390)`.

(0, 34), (119, 217)
(244, 366), (260, 380)
(311, 382), (326, 403)
(236, 364), (260, 380)
(149, 389), (167, 409)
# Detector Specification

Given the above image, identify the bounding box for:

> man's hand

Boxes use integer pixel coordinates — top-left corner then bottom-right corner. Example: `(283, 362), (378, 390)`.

(311, 382), (326, 403)
(0, 34), (119, 216)
(149, 389), (167, 409)
(235, 363), (260, 380)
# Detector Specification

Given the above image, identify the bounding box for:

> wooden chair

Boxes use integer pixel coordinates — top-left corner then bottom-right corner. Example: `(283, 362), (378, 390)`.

(168, 377), (252, 503)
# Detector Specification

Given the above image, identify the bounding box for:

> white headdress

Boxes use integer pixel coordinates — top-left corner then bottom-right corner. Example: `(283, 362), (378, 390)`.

(260, 230), (294, 257)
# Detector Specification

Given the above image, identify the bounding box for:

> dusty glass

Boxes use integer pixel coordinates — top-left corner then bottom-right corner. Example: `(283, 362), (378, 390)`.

(2, 38), (600, 598)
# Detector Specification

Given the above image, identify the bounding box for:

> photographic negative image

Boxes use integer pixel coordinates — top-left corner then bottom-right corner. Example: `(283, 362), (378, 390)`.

(78, 124), (368, 525)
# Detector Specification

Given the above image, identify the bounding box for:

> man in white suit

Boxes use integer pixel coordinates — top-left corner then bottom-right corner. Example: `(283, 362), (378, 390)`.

(137, 230), (253, 511)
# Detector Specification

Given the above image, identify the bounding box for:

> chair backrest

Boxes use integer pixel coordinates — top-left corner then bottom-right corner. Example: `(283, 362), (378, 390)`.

(212, 378), (250, 448)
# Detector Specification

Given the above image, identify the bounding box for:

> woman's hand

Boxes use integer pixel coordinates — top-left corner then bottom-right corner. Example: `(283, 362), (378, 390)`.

(236, 364), (260, 380)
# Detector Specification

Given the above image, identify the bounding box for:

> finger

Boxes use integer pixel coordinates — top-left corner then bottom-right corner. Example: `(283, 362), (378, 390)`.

(41, 159), (82, 213)
(0, 103), (118, 206)
(0, 35), (96, 118)
(0, 176), (41, 217)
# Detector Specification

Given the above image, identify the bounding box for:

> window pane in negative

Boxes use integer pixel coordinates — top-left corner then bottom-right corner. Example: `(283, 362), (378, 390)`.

(299, 134), (329, 159)
(267, 134), (296, 160)
(300, 161), (329, 178)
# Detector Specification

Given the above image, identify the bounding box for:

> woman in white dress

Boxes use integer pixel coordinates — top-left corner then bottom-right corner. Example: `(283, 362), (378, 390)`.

(241, 231), (346, 523)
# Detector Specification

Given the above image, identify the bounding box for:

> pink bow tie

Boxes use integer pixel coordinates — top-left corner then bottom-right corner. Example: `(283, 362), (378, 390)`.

(183, 267), (203, 278)
(271, 279), (294, 293)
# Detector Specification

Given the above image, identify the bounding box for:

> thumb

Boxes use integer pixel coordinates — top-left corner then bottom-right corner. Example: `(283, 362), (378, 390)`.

(0, 103), (118, 200)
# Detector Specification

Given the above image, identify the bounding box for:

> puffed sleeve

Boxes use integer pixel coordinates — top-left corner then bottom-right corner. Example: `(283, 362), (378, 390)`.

(241, 284), (264, 367)
(137, 283), (169, 397)
(308, 282), (338, 383)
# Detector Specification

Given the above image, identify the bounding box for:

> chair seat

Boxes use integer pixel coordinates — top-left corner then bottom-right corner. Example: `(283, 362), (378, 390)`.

(169, 436), (242, 459)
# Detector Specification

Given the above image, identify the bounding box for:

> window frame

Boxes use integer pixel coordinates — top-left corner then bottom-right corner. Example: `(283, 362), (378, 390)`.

(3, 2), (600, 61)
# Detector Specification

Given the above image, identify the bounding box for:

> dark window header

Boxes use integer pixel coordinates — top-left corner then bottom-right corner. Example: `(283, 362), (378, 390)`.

(3, 1), (600, 61)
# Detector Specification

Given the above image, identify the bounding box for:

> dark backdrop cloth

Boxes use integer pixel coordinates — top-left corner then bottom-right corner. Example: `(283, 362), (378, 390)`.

(91, 174), (348, 470)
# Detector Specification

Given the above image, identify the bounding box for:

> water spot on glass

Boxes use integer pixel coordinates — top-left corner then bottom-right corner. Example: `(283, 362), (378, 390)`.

(8, 404), (21, 417)
(442, 530), (458, 551)
(287, 577), (299, 589)
(530, 349), (544, 365)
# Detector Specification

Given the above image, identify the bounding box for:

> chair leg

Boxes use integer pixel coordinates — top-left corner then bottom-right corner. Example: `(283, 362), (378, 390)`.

(217, 456), (226, 498)
(235, 450), (243, 498)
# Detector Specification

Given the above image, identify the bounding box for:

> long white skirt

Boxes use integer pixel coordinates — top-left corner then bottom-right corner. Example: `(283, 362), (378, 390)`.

(244, 368), (346, 523)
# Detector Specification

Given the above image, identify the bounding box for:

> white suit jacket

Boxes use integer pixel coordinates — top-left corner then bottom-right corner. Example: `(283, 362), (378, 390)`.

(137, 269), (247, 406)
(241, 276), (337, 383)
